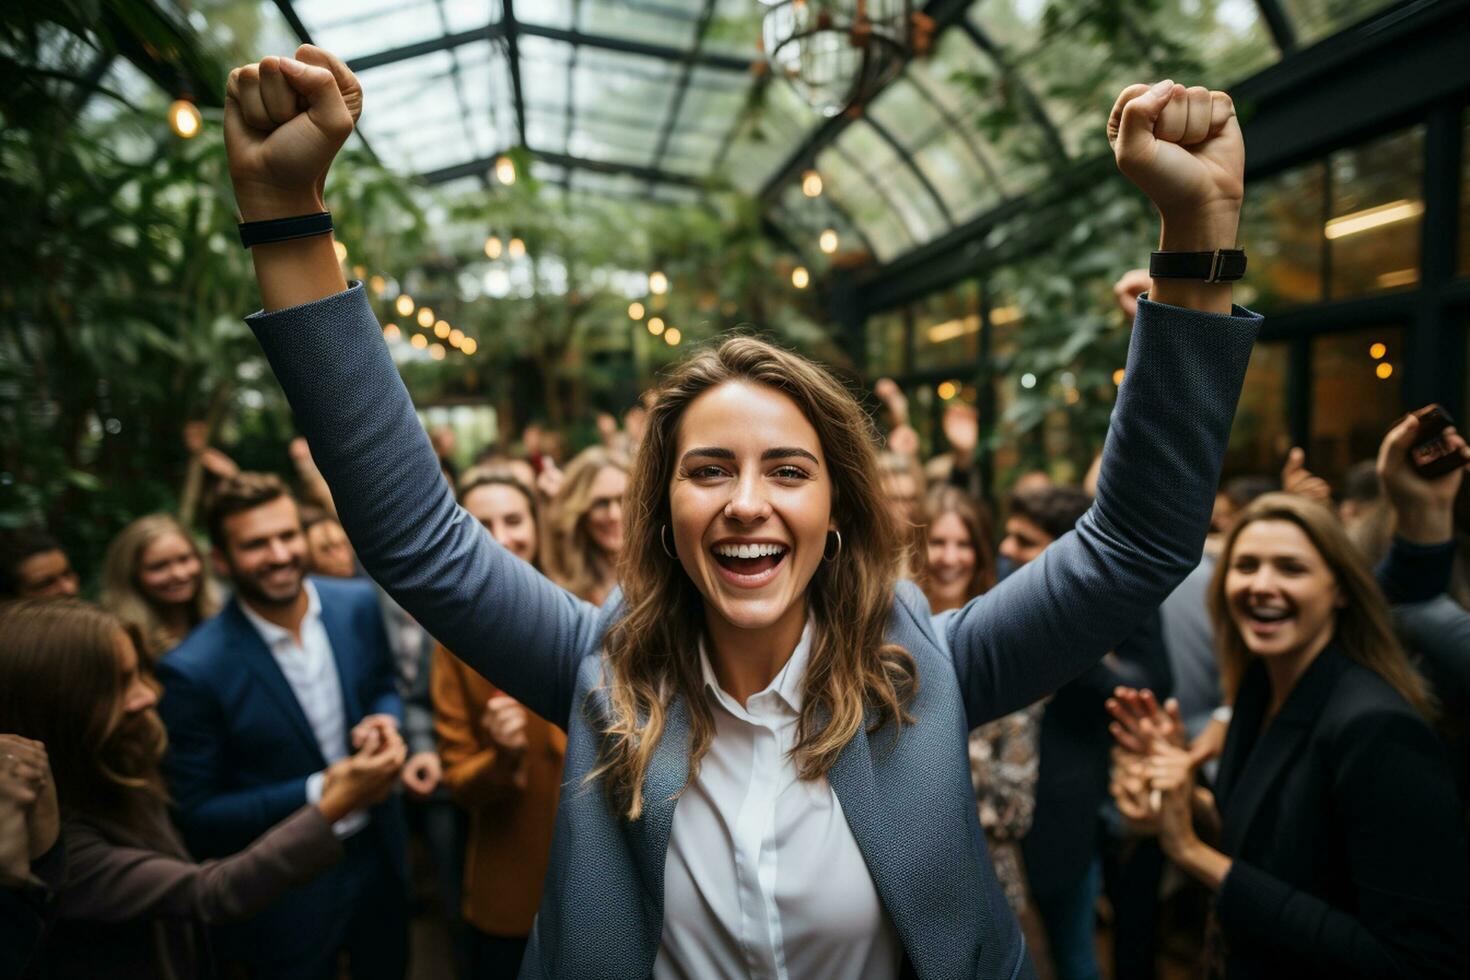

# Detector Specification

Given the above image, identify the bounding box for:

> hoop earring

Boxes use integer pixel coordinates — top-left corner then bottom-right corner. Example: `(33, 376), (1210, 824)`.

(823, 529), (842, 562)
(660, 524), (678, 559)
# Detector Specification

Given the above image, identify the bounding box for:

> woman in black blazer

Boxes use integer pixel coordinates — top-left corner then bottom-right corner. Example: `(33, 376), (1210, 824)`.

(1110, 416), (1470, 979)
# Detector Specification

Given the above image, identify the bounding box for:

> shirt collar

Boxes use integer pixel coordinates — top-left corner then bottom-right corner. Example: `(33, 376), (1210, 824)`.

(239, 579), (321, 648)
(699, 618), (813, 715)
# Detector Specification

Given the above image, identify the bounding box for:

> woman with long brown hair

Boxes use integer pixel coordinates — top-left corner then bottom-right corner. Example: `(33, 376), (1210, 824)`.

(1109, 429), (1470, 979)
(433, 468), (567, 978)
(0, 599), (404, 979)
(225, 47), (1256, 977)
(101, 514), (219, 663)
(542, 446), (628, 605)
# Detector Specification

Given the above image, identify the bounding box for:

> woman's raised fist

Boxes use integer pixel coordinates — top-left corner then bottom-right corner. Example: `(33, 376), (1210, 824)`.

(1107, 80), (1243, 226)
(225, 45), (363, 222)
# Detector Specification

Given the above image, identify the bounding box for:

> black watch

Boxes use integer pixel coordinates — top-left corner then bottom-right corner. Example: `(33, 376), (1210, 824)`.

(1149, 248), (1247, 283)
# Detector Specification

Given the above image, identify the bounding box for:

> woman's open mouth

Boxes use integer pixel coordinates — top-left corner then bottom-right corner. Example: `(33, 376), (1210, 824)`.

(711, 541), (789, 588)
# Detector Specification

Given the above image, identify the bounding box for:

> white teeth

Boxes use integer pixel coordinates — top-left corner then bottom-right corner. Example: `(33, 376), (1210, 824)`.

(714, 543), (786, 558)
(1248, 606), (1290, 622)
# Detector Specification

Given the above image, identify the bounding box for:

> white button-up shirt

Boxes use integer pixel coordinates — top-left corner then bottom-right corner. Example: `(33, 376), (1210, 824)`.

(239, 581), (367, 838)
(655, 622), (901, 980)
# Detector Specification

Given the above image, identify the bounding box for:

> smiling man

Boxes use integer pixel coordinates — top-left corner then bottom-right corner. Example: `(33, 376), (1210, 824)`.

(155, 472), (410, 979)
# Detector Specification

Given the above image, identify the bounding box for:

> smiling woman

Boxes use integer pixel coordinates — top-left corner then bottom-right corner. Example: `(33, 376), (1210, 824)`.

(224, 45), (1262, 980)
(102, 514), (219, 664)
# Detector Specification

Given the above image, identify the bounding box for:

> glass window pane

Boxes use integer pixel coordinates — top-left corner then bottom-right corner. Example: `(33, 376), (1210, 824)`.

(1240, 161), (1326, 310)
(1282, 0), (1398, 48)
(1311, 326), (1405, 485)
(1460, 110), (1469, 279)
(816, 146), (915, 262)
(707, 0), (765, 57)
(836, 122), (948, 242)
(866, 308), (908, 378)
(914, 282), (981, 371)
(1327, 126), (1424, 299)
(1225, 341), (1290, 477)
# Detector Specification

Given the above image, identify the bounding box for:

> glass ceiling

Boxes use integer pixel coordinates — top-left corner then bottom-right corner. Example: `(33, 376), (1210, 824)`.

(227, 0), (1400, 266)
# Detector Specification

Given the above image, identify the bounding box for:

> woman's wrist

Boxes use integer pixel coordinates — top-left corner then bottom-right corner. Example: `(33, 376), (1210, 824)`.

(235, 183), (327, 223)
(1173, 837), (1232, 891)
(1149, 204), (1241, 314)
(1391, 505), (1454, 546)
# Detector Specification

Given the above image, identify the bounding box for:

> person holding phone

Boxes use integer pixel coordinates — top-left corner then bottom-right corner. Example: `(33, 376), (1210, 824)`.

(1108, 415), (1470, 979)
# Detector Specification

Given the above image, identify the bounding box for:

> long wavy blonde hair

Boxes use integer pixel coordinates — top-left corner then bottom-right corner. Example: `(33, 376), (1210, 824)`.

(595, 336), (917, 820)
(102, 514), (219, 662)
(543, 446), (629, 603)
(1208, 492), (1433, 719)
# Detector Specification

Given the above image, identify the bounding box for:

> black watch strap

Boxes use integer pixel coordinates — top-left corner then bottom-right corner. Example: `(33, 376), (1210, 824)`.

(238, 211), (333, 249)
(1149, 248), (1247, 283)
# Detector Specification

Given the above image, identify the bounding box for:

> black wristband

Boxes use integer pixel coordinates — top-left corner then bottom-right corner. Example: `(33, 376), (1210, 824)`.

(238, 211), (333, 249)
(1149, 248), (1247, 283)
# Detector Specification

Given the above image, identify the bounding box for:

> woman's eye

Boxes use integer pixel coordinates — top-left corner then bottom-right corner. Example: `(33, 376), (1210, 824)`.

(690, 465), (728, 479)
(771, 465), (809, 480)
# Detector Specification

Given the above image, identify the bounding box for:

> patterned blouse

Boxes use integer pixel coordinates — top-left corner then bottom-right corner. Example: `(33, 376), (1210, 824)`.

(968, 702), (1044, 912)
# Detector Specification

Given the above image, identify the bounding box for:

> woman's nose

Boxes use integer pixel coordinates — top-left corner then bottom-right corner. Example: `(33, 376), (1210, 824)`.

(725, 474), (770, 522)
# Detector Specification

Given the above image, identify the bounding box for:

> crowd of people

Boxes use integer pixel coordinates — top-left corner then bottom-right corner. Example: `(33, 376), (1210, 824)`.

(3, 42), (1470, 980)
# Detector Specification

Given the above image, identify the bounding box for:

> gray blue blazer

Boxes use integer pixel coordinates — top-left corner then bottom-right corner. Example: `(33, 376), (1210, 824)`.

(246, 284), (1259, 979)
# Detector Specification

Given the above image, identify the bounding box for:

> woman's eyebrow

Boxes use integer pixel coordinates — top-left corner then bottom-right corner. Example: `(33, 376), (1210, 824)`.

(762, 447), (819, 464)
(681, 447), (736, 463)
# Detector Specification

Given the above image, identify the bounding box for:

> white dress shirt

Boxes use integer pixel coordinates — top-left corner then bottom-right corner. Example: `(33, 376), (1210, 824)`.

(655, 621), (901, 980)
(239, 581), (367, 837)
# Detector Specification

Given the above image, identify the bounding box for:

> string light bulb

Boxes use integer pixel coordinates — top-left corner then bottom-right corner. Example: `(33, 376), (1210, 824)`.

(395, 295), (414, 316)
(461, 338), (478, 355)
(383, 324), (401, 341)
(791, 266), (810, 289)
(819, 229), (839, 254)
(647, 317), (665, 336)
(484, 235), (503, 259)
(370, 275), (387, 295)
(937, 381), (957, 400)
(410, 334), (428, 349)
(649, 271), (669, 295)
(449, 329), (464, 347)
(628, 301), (645, 320)
(801, 170), (823, 197)
(1376, 362), (1394, 379)
(429, 343), (446, 361)
(434, 320), (451, 339)
(417, 307), (434, 328)
(665, 327), (681, 346)
(508, 237), (526, 259)
(494, 155), (516, 185)
(168, 98), (202, 139)
(1369, 342), (1387, 360)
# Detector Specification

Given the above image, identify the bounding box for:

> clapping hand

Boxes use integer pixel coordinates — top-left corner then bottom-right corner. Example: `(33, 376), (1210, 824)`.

(319, 739), (407, 822)
(350, 713), (403, 756)
(0, 735), (59, 871)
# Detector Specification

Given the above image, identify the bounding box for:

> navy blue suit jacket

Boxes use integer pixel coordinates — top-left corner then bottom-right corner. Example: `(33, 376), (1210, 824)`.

(156, 576), (408, 961)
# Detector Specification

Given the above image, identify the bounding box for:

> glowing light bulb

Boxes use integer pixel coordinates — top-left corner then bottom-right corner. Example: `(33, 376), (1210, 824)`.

(819, 229), (838, 254)
(484, 236), (503, 259)
(417, 308), (434, 328)
(395, 295), (414, 316)
(429, 343), (446, 360)
(1369, 342), (1387, 360)
(494, 155), (516, 185)
(449, 329), (464, 347)
(434, 320), (451, 339)
(791, 266), (810, 289)
(665, 327), (681, 346)
(628, 302), (645, 320)
(1112, 368), (1125, 386)
(410, 334), (428, 349)
(383, 324), (401, 341)
(508, 237), (526, 259)
(333, 241), (348, 263)
(1020, 373), (1037, 389)
(937, 381), (957, 400)
(168, 99), (202, 139)
(370, 275), (387, 295)
(647, 317), (665, 336)
(649, 271), (669, 295)
(801, 170), (823, 197)
(461, 338), (478, 355)
(1376, 362), (1393, 379)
